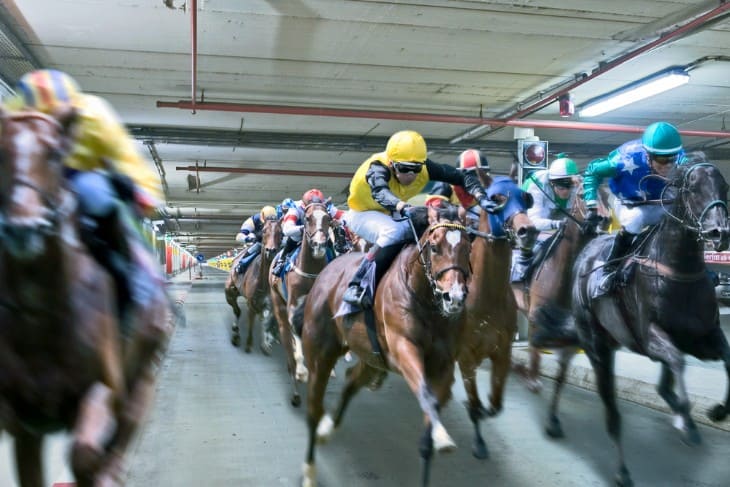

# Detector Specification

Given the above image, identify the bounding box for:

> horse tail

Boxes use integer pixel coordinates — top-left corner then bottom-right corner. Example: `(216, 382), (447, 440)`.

(292, 299), (306, 337)
(531, 303), (579, 348)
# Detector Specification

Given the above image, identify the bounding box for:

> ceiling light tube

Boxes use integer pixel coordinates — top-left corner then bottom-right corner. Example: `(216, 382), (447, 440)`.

(579, 68), (690, 118)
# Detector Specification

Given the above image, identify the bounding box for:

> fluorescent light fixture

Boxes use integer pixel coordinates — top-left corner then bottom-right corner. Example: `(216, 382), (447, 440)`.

(579, 68), (689, 118)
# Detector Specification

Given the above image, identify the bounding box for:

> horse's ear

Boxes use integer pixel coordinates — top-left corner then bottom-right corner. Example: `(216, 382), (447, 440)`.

(523, 192), (534, 209)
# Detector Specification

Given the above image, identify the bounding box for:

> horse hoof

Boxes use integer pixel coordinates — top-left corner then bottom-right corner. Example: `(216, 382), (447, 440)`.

(545, 416), (564, 439)
(291, 394), (301, 408)
(231, 335), (240, 347)
(708, 404), (728, 421)
(472, 439), (489, 460)
(681, 426), (702, 446)
(260, 343), (272, 356)
(615, 466), (633, 487)
(245, 345), (252, 353)
(485, 405), (500, 417)
(301, 463), (317, 487)
(295, 367), (309, 383)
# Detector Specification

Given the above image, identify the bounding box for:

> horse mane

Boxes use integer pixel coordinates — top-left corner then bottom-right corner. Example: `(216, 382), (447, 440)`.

(408, 203), (460, 238)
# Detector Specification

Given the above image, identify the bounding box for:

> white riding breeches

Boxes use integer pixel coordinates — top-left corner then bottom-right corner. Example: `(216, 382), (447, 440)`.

(615, 200), (668, 234)
(346, 209), (412, 248)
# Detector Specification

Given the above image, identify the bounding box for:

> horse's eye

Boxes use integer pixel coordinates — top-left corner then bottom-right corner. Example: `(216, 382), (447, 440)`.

(429, 242), (440, 254)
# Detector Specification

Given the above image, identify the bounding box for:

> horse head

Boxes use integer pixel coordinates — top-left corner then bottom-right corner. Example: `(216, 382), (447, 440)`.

(261, 216), (283, 261)
(485, 176), (538, 250)
(671, 156), (730, 251)
(0, 109), (72, 260)
(419, 203), (471, 316)
(302, 199), (331, 259)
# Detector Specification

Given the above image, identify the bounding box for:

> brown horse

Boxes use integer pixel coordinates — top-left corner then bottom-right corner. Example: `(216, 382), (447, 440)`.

(269, 200), (333, 407)
(456, 175), (538, 459)
(0, 109), (172, 487)
(296, 204), (471, 487)
(224, 217), (282, 353)
(511, 184), (611, 393)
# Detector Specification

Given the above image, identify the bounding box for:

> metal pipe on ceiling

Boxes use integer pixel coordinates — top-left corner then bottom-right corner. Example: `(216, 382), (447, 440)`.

(190, 0), (197, 114)
(166, 1), (730, 139)
(175, 165), (354, 178)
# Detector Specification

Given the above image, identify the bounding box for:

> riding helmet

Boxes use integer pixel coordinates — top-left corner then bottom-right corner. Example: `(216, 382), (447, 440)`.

(457, 149), (490, 172)
(642, 122), (683, 155)
(386, 130), (428, 164)
(16, 69), (81, 114)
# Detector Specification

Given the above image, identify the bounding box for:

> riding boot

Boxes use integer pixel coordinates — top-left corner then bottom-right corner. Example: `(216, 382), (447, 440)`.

(597, 229), (635, 295)
(333, 225), (349, 254)
(271, 237), (297, 276)
(79, 205), (134, 333)
(511, 247), (535, 283)
(343, 243), (403, 307)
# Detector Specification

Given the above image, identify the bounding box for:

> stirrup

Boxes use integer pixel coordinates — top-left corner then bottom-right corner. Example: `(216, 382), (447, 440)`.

(595, 270), (616, 296)
(271, 260), (283, 276)
(343, 284), (369, 307)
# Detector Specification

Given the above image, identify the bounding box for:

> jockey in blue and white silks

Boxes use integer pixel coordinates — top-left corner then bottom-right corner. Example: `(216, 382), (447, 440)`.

(582, 121), (685, 294)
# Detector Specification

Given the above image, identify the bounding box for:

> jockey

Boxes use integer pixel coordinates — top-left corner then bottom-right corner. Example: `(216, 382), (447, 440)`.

(452, 148), (491, 224)
(234, 205), (277, 274)
(522, 155), (580, 231)
(5, 69), (163, 329)
(275, 197), (296, 220)
(511, 155), (580, 282)
(342, 131), (496, 307)
(270, 189), (345, 276)
(583, 121), (685, 295)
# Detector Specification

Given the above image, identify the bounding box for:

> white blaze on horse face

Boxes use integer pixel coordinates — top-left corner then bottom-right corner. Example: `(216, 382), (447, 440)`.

(445, 229), (461, 249)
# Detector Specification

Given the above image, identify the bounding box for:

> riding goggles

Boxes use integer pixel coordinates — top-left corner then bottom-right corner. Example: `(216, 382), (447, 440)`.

(393, 162), (423, 174)
(551, 180), (574, 189)
(651, 154), (678, 166)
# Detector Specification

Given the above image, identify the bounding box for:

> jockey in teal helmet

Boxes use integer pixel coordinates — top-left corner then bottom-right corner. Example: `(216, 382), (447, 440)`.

(583, 121), (685, 295)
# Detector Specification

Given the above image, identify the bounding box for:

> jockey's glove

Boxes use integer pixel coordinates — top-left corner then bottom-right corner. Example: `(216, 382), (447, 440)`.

(550, 220), (564, 230)
(244, 234), (257, 244)
(399, 204), (415, 218)
(582, 208), (602, 233)
(478, 196), (498, 214)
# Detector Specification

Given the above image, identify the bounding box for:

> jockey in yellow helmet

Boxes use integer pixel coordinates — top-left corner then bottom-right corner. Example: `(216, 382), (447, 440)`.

(4, 69), (164, 331)
(342, 131), (496, 307)
(233, 205), (277, 275)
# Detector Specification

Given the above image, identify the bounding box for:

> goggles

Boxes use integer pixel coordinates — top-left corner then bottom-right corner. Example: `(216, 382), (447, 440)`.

(651, 154), (678, 166)
(551, 179), (574, 189)
(393, 162), (423, 174)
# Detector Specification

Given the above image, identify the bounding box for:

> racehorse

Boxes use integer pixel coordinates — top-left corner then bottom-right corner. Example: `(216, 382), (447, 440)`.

(456, 176), (538, 459)
(224, 216), (282, 353)
(296, 204), (471, 487)
(0, 109), (172, 486)
(545, 157), (730, 487)
(511, 184), (611, 393)
(269, 199), (333, 407)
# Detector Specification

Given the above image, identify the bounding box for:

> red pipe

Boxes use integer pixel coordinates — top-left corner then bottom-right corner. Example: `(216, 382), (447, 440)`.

(508, 1), (730, 119)
(190, 0), (197, 114)
(175, 165), (354, 178)
(157, 102), (730, 138)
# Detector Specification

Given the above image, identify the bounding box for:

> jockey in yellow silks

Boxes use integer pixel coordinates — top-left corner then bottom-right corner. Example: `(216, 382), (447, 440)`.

(342, 130), (496, 307)
(4, 69), (164, 332)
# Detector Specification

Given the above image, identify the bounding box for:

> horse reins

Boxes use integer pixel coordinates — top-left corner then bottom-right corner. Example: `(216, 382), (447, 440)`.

(407, 218), (470, 295)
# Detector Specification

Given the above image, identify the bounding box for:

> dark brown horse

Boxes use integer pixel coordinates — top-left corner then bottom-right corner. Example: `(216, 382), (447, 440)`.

(511, 184), (611, 393)
(456, 176), (538, 459)
(224, 216), (282, 353)
(269, 200), (333, 407)
(297, 204), (471, 487)
(544, 158), (730, 486)
(0, 110), (172, 487)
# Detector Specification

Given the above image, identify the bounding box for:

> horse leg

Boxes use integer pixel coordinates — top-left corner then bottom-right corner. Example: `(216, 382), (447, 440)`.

(707, 329), (730, 422)
(647, 326), (700, 445)
(544, 346), (578, 439)
(527, 321), (544, 393)
(70, 383), (117, 487)
(332, 361), (380, 428)
(14, 429), (44, 487)
(289, 300), (309, 383)
(225, 285), (241, 347)
(245, 304), (256, 353)
(260, 312), (276, 356)
(458, 356), (488, 459)
(585, 339), (633, 487)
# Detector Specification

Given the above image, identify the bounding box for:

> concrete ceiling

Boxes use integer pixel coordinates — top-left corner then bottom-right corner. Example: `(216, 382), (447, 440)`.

(2, 0), (730, 257)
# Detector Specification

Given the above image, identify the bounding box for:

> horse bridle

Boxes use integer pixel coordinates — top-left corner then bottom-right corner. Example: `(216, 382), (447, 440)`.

(658, 163), (728, 238)
(409, 219), (471, 295)
(302, 202), (330, 248)
(0, 114), (67, 239)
